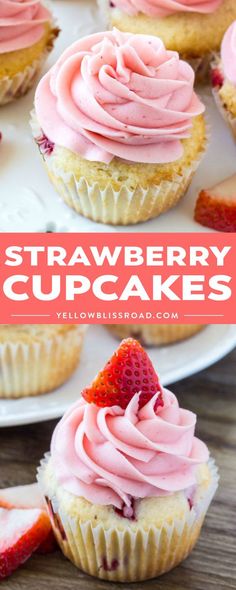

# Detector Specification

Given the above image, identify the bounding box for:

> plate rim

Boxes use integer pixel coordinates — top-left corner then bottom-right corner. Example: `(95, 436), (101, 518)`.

(1, 325), (235, 427)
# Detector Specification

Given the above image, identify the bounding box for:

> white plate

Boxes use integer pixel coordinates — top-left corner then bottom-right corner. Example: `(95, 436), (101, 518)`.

(0, 1), (236, 233)
(1, 324), (235, 427)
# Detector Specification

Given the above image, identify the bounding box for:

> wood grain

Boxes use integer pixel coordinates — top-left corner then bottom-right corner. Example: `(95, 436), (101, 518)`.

(0, 349), (236, 590)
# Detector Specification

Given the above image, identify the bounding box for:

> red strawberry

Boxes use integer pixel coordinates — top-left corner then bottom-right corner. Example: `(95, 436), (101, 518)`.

(194, 174), (236, 232)
(211, 67), (224, 88)
(82, 338), (163, 410)
(0, 508), (51, 579)
(36, 529), (58, 554)
(0, 484), (57, 554)
(0, 483), (45, 510)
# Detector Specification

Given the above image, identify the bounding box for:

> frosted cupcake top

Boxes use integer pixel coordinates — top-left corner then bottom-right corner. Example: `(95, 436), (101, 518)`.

(35, 29), (204, 165)
(221, 21), (236, 87)
(0, 0), (52, 54)
(51, 339), (209, 509)
(108, 0), (222, 18)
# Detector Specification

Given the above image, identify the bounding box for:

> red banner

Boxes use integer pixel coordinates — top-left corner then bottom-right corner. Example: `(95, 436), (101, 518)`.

(0, 233), (235, 324)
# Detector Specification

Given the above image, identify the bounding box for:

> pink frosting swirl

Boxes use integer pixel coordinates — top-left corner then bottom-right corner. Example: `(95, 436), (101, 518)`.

(110, 0), (222, 17)
(221, 21), (236, 87)
(51, 389), (209, 508)
(0, 0), (52, 54)
(35, 29), (204, 164)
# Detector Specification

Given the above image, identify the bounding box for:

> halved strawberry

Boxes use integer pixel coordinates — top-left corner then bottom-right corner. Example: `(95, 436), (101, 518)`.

(0, 483), (45, 510)
(0, 508), (51, 579)
(82, 338), (163, 410)
(194, 174), (236, 232)
(36, 529), (58, 554)
(0, 484), (57, 554)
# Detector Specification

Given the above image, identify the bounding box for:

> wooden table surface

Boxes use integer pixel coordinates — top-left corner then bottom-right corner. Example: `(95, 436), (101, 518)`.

(0, 348), (236, 590)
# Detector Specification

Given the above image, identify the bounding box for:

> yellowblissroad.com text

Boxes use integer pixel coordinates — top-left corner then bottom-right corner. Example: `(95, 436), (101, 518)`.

(56, 312), (180, 321)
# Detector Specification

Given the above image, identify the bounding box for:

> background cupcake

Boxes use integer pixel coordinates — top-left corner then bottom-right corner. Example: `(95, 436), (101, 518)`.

(106, 324), (204, 345)
(99, 0), (236, 81)
(0, 324), (86, 399)
(0, 0), (59, 106)
(211, 21), (236, 139)
(32, 29), (206, 226)
(38, 338), (218, 582)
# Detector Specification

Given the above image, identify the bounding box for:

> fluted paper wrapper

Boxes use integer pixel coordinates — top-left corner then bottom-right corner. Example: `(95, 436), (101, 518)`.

(0, 56), (44, 106)
(106, 324), (205, 346)
(30, 113), (206, 226)
(0, 326), (86, 399)
(37, 455), (218, 582)
(0, 28), (58, 106)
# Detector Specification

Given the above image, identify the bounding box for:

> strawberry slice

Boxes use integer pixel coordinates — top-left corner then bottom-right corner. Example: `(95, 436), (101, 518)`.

(82, 338), (163, 410)
(0, 508), (51, 579)
(194, 174), (236, 232)
(36, 529), (58, 555)
(0, 484), (57, 554)
(0, 484), (45, 510)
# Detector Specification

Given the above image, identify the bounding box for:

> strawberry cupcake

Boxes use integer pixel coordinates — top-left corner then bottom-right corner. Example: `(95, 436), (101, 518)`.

(38, 338), (218, 582)
(211, 21), (236, 139)
(0, 324), (86, 399)
(0, 0), (59, 106)
(99, 0), (236, 81)
(106, 324), (204, 346)
(31, 29), (206, 225)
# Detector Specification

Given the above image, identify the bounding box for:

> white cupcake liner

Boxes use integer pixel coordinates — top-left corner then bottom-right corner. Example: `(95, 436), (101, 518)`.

(106, 324), (205, 346)
(0, 27), (58, 106)
(30, 111), (207, 226)
(37, 455), (218, 582)
(211, 60), (236, 140)
(0, 325), (86, 399)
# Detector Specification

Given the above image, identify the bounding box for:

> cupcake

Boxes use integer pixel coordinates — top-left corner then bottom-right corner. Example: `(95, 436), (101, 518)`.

(106, 324), (204, 346)
(31, 29), (206, 226)
(211, 21), (236, 139)
(99, 0), (236, 81)
(0, 0), (59, 106)
(0, 324), (86, 399)
(38, 338), (218, 582)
